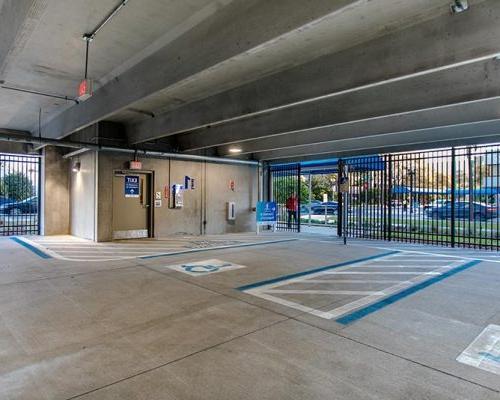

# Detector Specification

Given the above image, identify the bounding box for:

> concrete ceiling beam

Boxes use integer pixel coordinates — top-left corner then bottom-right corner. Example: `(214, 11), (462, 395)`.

(129, 0), (500, 145)
(0, 0), (37, 75)
(215, 97), (500, 156)
(40, 0), (363, 139)
(258, 121), (500, 162)
(174, 60), (500, 152)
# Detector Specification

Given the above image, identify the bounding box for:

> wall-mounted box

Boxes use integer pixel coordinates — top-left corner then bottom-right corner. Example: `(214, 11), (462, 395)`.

(227, 202), (236, 221)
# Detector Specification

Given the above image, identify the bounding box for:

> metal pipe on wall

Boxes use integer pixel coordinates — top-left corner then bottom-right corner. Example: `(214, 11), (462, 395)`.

(0, 132), (259, 166)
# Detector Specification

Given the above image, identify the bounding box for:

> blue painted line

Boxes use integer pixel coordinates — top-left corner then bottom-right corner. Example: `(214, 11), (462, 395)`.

(336, 259), (482, 325)
(237, 251), (399, 291)
(479, 352), (500, 364)
(139, 239), (298, 260)
(10, 237), (52, 259)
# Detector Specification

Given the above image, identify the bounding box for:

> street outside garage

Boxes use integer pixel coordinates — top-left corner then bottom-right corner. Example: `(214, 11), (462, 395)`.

(0, 232), (499, 399)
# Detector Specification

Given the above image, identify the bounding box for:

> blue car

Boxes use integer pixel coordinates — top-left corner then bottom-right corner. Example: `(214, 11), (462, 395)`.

(0, 196), (38, 215)
(426, 201), (497, 220)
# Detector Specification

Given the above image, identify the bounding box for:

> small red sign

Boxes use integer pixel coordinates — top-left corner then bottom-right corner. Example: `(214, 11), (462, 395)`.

(78, 79), (93, 101)
(129, 160), (142, 170)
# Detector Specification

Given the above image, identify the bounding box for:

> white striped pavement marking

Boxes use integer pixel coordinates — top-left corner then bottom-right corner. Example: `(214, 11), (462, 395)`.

(243, 252), (470, 321)
(266, 289), (384, 296)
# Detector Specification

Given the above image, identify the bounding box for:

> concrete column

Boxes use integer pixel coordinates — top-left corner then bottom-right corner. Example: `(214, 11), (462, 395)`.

(43, 146), (70, 235)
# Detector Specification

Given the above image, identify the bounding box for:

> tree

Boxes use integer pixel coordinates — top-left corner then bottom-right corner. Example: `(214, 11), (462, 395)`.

(0, 173), (35, 201)
(272, 176), (309, 203)
(311, 174), (337, 201)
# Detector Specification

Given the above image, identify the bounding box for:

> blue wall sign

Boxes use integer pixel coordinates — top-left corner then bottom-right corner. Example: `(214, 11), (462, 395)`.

(256, 201), (277, 224)
(125, 175), (140, 198)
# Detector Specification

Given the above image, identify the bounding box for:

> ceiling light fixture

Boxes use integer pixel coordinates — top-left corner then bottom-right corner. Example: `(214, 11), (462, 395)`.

(229, 147), (242, 154)
(72, 160), (81, 173)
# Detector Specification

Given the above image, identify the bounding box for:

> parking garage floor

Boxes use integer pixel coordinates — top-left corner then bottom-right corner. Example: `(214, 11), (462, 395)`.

(1, 233), (500, 399)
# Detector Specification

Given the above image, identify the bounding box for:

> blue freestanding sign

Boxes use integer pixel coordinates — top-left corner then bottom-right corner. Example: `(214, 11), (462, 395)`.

(124, 176), (140, 198)
(256, 201), (277, 224)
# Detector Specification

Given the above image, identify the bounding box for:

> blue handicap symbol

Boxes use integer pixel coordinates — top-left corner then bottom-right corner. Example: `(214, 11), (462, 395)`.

(479, 352), (500, 364)
(182, 263), (232, 274)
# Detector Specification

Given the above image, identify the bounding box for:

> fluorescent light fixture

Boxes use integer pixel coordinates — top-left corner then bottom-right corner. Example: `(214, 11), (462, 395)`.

(72, 161), (81, 173)
(229, 147), (242, 154)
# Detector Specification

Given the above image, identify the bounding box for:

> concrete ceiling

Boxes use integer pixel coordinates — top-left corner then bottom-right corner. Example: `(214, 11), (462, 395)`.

(0, 0), (498, 162)
(0, 0), (232, 130)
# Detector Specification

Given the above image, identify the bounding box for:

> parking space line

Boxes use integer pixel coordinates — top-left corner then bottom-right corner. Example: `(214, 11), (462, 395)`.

(237, 251), (399, 291)
(10, 237), (52, 259)
(349, 265), (455, 269)
(335, 259), (482, 325)
(248, 292), (335, 319)
(240, 250), (478, 324)
(293, 280), (405, 284)
(266, 289), (385, 296)
(322, 271), (441, 275)
(13, 236), (300, 262)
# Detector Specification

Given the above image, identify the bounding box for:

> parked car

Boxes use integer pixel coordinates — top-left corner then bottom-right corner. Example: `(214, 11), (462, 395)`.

(0, 196), (38, 215)
(423, 199), (450, 210)
(300, 200), (323, 214)
(426, 201), (497, 220)
(311, 201), (338, 215)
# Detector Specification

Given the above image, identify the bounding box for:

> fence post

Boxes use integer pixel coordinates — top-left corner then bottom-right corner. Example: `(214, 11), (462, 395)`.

(337, 160), (343, 237)
(451, 148), (456, 248)
(387, 155), (393, 242)
(297, 164), (301, 233)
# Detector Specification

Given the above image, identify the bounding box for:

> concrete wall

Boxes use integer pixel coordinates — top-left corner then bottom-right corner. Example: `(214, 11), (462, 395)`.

(70, 151), (97, 240)
(43, 147), (70, 235)
(97, 153), (257, 241)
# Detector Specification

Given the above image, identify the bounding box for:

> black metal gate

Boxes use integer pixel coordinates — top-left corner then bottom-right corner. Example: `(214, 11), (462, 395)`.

(340, 145), (500, 249)
(269, 164), (301, 232)
(0, 153), (41, 236)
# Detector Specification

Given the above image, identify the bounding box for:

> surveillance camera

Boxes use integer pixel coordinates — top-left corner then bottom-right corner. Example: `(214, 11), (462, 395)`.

(451, 0), (469, 14)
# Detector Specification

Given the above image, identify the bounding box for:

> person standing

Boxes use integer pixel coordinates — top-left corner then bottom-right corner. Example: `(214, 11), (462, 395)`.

(286, 192), (298, 228)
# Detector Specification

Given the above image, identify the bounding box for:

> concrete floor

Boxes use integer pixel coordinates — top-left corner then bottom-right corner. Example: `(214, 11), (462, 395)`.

(1, 233), (500, 399)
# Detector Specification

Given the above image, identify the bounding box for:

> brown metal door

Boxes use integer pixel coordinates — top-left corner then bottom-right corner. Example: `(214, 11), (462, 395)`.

(112, 173), (151, 239)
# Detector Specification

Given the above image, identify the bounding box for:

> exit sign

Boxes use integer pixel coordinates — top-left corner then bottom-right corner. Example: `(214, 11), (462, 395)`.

(129, 160), (142, 170)
(78, 79), (93, 101)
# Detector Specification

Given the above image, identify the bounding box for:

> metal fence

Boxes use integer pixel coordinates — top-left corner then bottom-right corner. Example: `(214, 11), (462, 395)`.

(268, 144), (500, 249)
(0, 153), (40, 236)
(269, 163), (301, 232)
(341, 145), (500, 249)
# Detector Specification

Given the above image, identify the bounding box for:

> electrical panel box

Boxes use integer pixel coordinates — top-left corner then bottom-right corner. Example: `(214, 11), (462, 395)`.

(227, 202), (236, 221)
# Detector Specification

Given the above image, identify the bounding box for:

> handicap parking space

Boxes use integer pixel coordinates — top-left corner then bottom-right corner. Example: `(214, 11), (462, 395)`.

(238, 251), (472, 323)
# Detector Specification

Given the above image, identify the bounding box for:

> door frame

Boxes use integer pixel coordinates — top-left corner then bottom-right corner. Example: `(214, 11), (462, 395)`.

(112, 169), (155, 239)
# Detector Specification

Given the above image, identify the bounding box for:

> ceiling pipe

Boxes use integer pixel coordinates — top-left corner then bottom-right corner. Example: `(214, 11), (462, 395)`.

(0, 131), (258, 166)
(0, 83), (79, 104)
(84, 0), (130, 41)
(62, 148), (91, 159)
